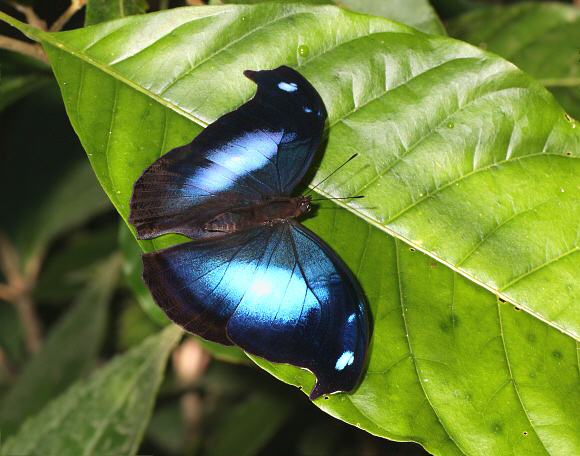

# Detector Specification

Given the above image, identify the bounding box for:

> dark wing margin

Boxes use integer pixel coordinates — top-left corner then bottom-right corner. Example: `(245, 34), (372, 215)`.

(129, 66), (327, 240)
(142, 223), (369, 400)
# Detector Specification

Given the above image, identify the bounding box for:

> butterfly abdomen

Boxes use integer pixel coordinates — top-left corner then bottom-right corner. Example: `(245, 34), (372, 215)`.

(204, 196), (311, 233)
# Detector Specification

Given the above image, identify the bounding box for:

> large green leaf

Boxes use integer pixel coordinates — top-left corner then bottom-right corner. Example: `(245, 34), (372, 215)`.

(448, 2), (580, 120)
(0, 324), (183, 456)
(255, 218), (580, 454)
(1, 5), (579, 454)
(0, 254), (121, 438)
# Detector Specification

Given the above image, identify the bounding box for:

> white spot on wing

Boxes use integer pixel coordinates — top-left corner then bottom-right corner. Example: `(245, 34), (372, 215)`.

(335, 350), (354, 371)
(278, 81), (298, 92)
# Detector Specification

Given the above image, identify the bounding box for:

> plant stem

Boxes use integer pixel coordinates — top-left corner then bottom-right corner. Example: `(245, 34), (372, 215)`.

(0, 35), (49, 63)
(0, 234), (42, 355)
(9, 2), (47, 30)
(49, 0), (88, 33)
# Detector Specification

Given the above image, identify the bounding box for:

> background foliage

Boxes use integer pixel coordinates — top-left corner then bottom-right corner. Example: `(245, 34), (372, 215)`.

(0, 1), (579, 455)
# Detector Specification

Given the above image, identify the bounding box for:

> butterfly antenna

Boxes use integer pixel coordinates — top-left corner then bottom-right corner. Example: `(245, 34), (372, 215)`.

(309, 195), (364, 202)
(305, 153), (359, 196)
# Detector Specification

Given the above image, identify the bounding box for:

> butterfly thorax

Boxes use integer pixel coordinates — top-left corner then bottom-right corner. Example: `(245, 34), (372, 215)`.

(204, 196), (311, 233)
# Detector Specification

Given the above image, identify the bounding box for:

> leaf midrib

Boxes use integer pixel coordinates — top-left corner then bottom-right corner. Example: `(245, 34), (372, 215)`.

(39, 31), (208, 128)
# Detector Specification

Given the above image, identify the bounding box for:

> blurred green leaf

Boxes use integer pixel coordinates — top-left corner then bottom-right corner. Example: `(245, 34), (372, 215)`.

(15, 160), (113, 264)
(2, 5), (580, 454)
(116, 297), (164, 350)
(0, 324), (183, 456)
(429, 0), (483, 19)
(34, 226), (118, 303)
(448, 2), (580, 120)
(0, 302), (22, 362)
(203, 391), (292, 456)
(222, 0), (444, 35)
(339, 0), (445, 35)
(145, 401), (187, 456)
(85, 0), (148, 27)
(0, 254), (121, 438)
(0, 51), (53, 111)
(0, 82), (113, 267)
(196, 339), (251, 365)
(297, 417), (347, 456)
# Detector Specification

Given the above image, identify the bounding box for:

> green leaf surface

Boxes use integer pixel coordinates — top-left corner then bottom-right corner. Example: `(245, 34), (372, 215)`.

(0, 254), (121, 438)
(2, 5), (579, 453)
(203, 391), (293, 456)
(85, 0), (148, 27)
(447, 2), (580, 120)
(0, 51), (53, 111)
(256, 220), (580, 455)
(0, 324), (183, 456)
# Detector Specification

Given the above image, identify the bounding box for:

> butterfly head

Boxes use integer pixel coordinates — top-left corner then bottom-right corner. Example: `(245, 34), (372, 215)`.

(295, 195), (312, 216)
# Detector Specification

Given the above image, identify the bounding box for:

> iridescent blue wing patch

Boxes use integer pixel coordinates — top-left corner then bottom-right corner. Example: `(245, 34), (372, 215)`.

(142, 222), (368, 400)
(129, 66), (326, 240)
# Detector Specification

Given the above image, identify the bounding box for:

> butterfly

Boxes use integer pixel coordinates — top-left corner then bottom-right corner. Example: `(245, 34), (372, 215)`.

(129, 65), (369, 400)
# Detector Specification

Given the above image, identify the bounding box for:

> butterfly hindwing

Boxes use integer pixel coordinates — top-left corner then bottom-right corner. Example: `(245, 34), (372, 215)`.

(142, 223), (368, 400)
(129, 66), (327, 240)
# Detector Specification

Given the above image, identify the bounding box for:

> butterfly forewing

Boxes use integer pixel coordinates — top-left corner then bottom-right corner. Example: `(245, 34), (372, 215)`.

(129, 66), (326, 240)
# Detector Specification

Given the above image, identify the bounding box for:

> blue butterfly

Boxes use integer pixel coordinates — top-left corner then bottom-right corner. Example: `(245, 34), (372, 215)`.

(129, 66), (369, 400)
